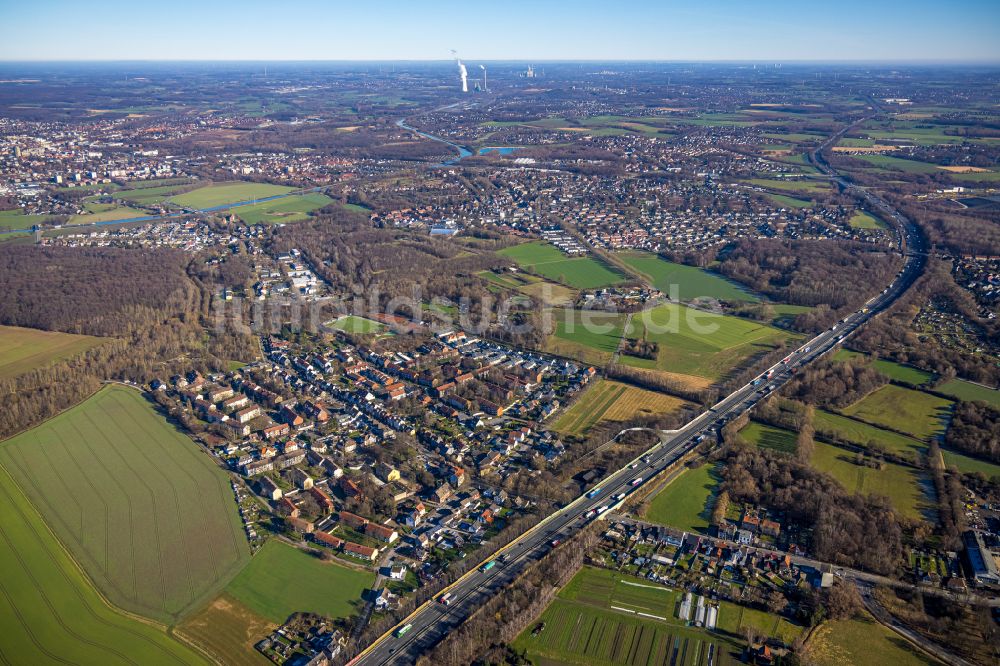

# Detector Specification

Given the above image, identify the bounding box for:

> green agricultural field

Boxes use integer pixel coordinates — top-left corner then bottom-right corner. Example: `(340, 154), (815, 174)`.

(177, 593), (274, 666)
(224, 540), (373, 623)
(0, 464), (209, 665)
(862, 125), (970, 146)
(67, 205), (148, 225)
(936, 379), (1000, 408)
(118, 183), (197, 205)
(169, 182), (295, 209)
(644, 463), (719, 534)
(806, 612), (939, 666)
(767, 193), (813, 208)
(833, 349), (933, 386)
(617, 251), (759, 302)
(747, 178), (832, 194)
(478, 269), (577, 306)
(546, 308), (626, 366)
(0, 385), (250, 624)
(741, 421), (797, 454)
(811, 441), (930, 522)
(848, 211), (886, 229)
(950, 170), (1000, 183)
(940, 449), (1000, 478)
(498, 241), (626, 289)
(0, 325), (103, 379)
(815, 410), (926, 458)
(769, 303), (812, 325)
(621, 302), (794, 381)
(553, 380), (690, 437)
(513, 567), (802, 666)
(841, 385), (953, 441)
(232, 192), (332, 225)
(0, 208), (49, 231)
(328, 315), (386, 334)
(855, 155), (942, 174)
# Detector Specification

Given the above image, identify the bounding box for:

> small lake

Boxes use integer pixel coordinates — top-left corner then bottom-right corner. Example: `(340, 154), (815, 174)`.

(478, 146), (520, 156)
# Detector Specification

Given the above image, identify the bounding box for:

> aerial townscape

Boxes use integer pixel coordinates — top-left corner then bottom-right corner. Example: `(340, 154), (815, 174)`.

(1, 2), (999, 666)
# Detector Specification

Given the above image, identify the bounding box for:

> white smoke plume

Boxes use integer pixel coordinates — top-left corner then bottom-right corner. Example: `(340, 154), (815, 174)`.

(451, 49), (468, 92)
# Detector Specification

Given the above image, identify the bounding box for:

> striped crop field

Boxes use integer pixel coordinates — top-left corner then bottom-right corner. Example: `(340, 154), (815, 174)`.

(0, 385), (250, 625)
(553, 380), (690, 436)
(0, 462), (209, 664)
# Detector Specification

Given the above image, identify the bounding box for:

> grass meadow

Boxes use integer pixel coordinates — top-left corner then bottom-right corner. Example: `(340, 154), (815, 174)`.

(643, 463), (720, 534)
(498, 241), (626, 289)
(621, 303), (794, 381)
(224, 540), (373, 623)
(616, 251), (759, 302)
(169, 182), (295, 209)
(841, 385), (953, 441)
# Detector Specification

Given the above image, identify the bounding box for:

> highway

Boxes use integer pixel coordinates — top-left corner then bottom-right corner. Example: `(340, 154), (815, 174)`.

(351, 114), (926, 666)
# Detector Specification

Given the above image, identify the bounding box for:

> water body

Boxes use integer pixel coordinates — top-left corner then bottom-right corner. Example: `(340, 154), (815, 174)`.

(478, 146), (519, 156)
(395, 118), (472, 166)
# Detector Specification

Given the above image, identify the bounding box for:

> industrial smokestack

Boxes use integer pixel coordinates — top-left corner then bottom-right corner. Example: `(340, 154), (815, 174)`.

(480, 65), (487, 92)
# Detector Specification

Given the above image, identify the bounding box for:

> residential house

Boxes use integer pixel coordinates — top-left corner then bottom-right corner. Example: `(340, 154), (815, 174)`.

(235, 405), (262, 424)
(314, 531), (344, 549)
(289, 468), (314, 490)
(365, 523), (399, 544)
(263, 423), (290, 440)
(339, 477), (363, 498)
(287, 516), (314, 534)
(433, 485), (452, 503)
(343, 541), (379, 561)
(277, 496), (299, 517)
(309, 486), (335, 514)
(339, 511), (369, 530)
(258, 476), (282, 500)
(375, 461), (400, 483)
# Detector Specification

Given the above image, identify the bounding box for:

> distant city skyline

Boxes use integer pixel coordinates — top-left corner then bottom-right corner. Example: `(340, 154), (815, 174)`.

(2, 0), (999, 62)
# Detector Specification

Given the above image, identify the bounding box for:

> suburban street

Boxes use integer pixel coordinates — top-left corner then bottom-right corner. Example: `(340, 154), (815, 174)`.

(350, 116), (930, 666)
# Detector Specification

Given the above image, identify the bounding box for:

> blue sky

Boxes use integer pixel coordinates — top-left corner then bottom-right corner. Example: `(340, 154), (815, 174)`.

(2, 0), (998, 61)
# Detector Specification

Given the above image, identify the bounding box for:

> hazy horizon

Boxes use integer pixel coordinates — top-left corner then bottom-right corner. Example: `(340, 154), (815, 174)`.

(3, 0), (998, 62)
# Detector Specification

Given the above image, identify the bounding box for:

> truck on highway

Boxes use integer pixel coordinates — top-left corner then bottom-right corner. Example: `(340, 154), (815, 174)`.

(395, 623), (413, 637)
(586, 487), (603, 499)
(437, 592), (453, 606)
(480, 560), (497, 573)
(631, 477), (643, 486)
